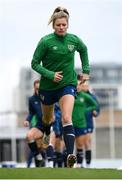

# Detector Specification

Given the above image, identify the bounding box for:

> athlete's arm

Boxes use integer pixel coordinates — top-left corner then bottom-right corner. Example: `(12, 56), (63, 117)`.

(31, 39), (55, 80)
(76, 36), (90, 77)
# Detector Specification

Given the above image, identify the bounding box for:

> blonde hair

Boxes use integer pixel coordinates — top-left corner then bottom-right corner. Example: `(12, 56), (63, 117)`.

(48, 6), (69, 26)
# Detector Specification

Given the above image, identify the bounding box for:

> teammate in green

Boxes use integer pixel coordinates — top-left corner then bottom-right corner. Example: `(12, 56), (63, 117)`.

(72, 75), (98, 168)
(31, 6), (90, 168)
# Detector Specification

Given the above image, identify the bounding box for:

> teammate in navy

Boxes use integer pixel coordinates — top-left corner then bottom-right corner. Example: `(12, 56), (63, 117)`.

(24, 80), (46, 167)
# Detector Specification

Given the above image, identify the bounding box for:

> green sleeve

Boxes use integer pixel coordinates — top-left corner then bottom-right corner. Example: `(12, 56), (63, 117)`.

(31, 115), (38, 127)
(31, 39), (55, 80)
(76, 36), (90, 74)
(85, 93), (98, 112)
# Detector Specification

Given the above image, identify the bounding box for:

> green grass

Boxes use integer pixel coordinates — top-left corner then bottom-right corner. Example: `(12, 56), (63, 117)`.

(0, 168), (121, 179)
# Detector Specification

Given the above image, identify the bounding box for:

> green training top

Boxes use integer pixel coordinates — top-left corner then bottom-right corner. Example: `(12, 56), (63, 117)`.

(72, 91), (98, 128)
(31, 32), (90, 90)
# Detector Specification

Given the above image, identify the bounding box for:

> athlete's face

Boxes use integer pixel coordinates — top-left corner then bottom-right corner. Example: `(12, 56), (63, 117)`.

(77, 80), (89, 92)
(77, 80), (82, 92)
(34, 82), (39, 95)
(53, 18), (68, 36)
(81, 83), (89, 92)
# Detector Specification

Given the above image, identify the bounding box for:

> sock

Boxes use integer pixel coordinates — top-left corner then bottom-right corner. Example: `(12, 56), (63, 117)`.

(46, 145), (54, 162)
(43, 123), (52, 135)
(27, 151), (33, 168)
(63, 149), (67, 167)
(63, 124), (75, 155)
(76, 149), (84, 165)
(85, 150), (91, 165)
(55, 152), (63, 167)
(53, 152), (57, 167)
(40, 150), (46, 160)
(28, 141), (39, 156)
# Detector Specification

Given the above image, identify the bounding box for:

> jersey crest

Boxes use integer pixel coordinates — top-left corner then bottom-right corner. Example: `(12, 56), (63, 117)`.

(34, 101), (38, 104)
(80, 98), (84, 103)
(68, 44), (74, 52)
(52, 46), (58, 50)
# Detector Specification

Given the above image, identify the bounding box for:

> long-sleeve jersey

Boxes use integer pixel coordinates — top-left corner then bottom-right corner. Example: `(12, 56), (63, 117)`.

(72, 91), (98, 128)
(31, 33), (90, 90)
(26, 94), (43, 128)
(85, 91), (100, 129)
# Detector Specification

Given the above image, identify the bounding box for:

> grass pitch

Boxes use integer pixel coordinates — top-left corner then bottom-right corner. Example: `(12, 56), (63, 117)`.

(0, 168), (121, 179)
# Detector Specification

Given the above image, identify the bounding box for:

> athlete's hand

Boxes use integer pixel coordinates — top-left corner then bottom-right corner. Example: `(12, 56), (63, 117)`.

(53, 71), (63, 82)
(23, 120), (29, 127)
(93, 110), (98, 117)
(82, 73), (89, 81)
(78, 73), (89, 84)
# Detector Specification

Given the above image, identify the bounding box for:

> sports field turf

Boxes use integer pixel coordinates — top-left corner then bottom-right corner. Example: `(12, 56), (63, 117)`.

(0, 168), (121, 179)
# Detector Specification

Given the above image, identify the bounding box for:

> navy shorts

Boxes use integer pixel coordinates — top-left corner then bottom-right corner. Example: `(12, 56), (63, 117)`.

(74, 127), (88, 137)
(39, 85), (76, 105)
(86, 127), (93, 133)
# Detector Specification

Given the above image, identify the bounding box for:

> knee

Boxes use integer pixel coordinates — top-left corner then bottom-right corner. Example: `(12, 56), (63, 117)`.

(84, 141), (90, 149)
(62, 113), (72, 124)
(77, 142), (84, 149)
(26, 131), (34, 141)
